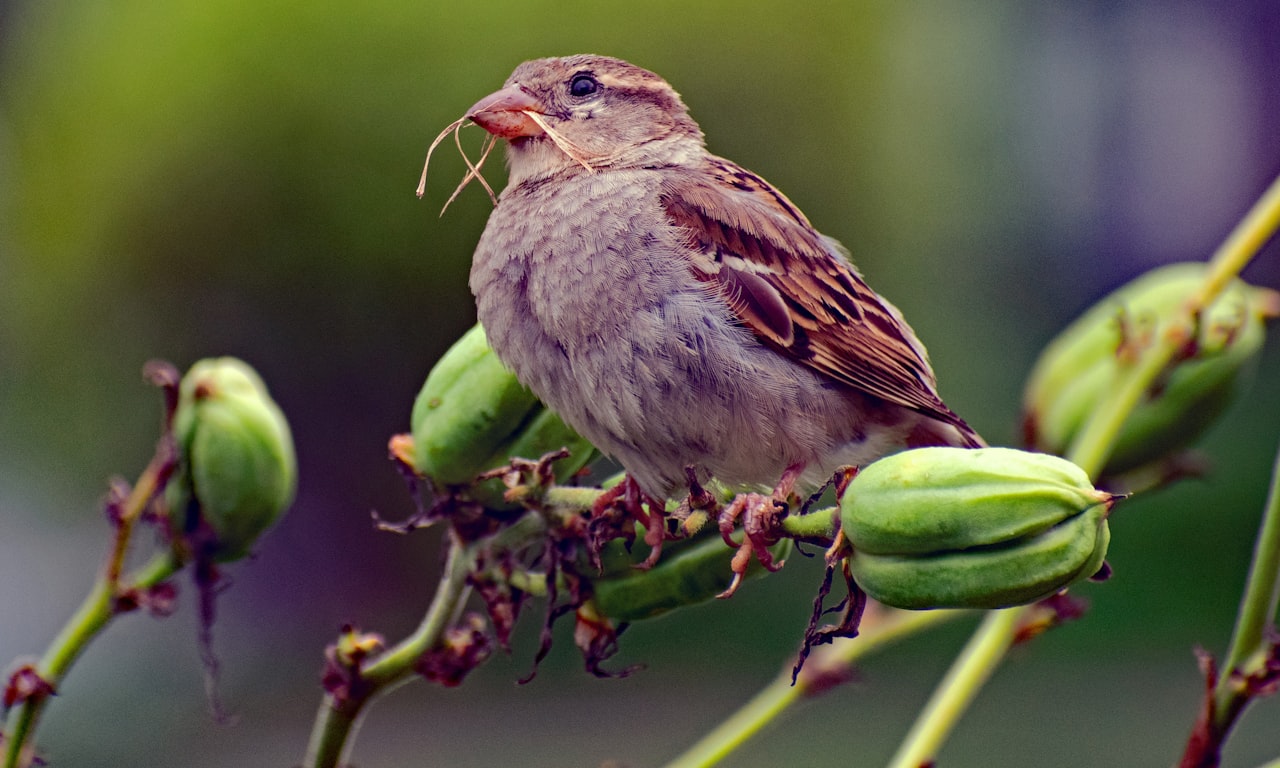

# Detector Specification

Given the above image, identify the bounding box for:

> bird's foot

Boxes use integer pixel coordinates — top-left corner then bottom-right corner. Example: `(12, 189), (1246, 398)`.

(715, 464), (803, 599)
(588, 474), (669, 570)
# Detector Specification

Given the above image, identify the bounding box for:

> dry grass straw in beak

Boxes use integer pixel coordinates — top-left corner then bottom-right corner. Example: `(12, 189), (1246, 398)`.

(521, 111), (595, 174)
(416, 117), (499, 215)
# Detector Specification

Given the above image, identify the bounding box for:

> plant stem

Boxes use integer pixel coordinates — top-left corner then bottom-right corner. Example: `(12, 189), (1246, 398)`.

(304, 486), (638, 767)
(886, 609), (1020, 768)
(1069, 173), (1280, 477)
(1212, 440), (1280, 733)
(661, 609), (967, 768)
(303, 534), (473, 768)
(886, 171), (1280, 767)
(104, 437), (176, 584)
(781, 506), (838, 541)
(1191, 173), (1280, 311)
(542, 485), (605, 509)
(362, 537), (474, 686)
(2, 429), (180, 768)
(2, 551), (181, 768)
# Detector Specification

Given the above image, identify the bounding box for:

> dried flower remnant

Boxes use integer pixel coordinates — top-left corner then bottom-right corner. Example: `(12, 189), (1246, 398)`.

(2, 665), (53, 711)
(415, 614), (492, 688)
(320, 625), (385, 705)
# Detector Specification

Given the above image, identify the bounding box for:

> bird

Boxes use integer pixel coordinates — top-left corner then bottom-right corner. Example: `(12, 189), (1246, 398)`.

(459, 54), (982, 516)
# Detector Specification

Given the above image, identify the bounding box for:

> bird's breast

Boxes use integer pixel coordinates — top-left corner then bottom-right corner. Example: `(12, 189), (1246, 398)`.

(472, 172), (691, 340)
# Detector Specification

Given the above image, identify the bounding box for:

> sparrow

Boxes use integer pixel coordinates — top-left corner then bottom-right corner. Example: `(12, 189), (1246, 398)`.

(458, 54), (983, 508)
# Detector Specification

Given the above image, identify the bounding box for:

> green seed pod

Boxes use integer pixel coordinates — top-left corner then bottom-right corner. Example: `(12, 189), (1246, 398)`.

(412, 324), (541, 484)
(590, 530), (793, 622)
(1023, 262), (1278, 474)
(411, 324), (598, 507)
(469, 410), (599, 508)
(483, 407), (596, 476)
(842, 447), (1113, 610)
(849, 505), (1108, 610)
(167, 358), (297, 562)
(844, 447), (1108, 555)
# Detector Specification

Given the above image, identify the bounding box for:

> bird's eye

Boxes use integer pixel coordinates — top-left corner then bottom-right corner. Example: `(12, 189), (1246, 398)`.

(568, 73), (599, 98)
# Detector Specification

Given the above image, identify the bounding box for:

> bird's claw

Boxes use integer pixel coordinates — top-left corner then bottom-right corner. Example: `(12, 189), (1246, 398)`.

(714, 464), (803, 598)
(588, 475), (668, 570)
(715, 492), (789, 599)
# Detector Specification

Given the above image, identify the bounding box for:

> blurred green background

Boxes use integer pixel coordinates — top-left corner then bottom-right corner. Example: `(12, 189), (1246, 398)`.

(3, 1), (1280, 766)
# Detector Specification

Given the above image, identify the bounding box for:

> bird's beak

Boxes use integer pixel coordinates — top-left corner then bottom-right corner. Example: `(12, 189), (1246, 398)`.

(466, 85), (545, 139)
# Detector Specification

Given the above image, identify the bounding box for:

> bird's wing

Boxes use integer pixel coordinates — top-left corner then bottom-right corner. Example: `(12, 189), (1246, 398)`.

(659, 156), (971, 432)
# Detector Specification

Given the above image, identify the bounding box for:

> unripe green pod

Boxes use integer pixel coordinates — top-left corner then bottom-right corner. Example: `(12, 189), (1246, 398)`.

(411, 324), (598, 507)
(1023, 262), (1278, 474)
(849, 504), (1108, 610)
(468, 406), (599, 508)
(590, 530), (792, 622)
(412, 324), (541, 484)
(167, 358), (297, 562)
(844, 447), (1109, 555)
(842, 447), (1113, 610)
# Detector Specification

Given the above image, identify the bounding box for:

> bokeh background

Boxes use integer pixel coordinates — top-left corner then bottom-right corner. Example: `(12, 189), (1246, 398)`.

(3, 2), (1280, 766)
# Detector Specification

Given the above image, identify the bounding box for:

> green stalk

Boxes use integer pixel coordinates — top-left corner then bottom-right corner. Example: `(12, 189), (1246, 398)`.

(2, 434), (181, 768)
(1211, 441), (1280, 734)
(303, 536), (472, 768)
(2, 552), (181, 768)
(781, 506), (839, 541)
(304, 512), (549, 768)
(885, 609), (1020, 768)
(661, 609), (966, 768)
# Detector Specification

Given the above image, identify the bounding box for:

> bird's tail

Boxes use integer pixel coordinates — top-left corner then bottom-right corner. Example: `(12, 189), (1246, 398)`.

(908, 411), (987, 450)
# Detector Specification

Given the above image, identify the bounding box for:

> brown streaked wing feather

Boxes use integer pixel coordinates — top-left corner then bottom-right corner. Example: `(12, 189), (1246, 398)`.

(660, 157), (967, 429)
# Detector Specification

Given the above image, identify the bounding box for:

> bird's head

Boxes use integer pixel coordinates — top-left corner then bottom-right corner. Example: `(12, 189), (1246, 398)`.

(466, 55), (705, 184)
